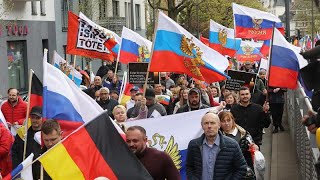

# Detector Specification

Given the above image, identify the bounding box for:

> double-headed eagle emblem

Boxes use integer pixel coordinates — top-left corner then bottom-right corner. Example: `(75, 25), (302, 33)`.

(242, 44), (255, 55)
(252, 18), (263, 30)
(218, 28), (228, 47)
(148, 133), (182, 170)
(180, 35), (205, 78)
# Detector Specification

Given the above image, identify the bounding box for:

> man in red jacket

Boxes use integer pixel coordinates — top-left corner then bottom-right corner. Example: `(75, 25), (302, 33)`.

(0, 123), (14, 177)
(1, 88), (27, 127)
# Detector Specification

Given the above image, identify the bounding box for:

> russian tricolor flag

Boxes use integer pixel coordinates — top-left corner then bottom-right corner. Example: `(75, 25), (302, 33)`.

(3, 153), (33, 180)
(42, 50), (125, 137)
(269, 28), (308, 89)
(209, 20), (241, 57)
(53, 51), (82, 87)
(260, 39), (271, 57)
(233, 3), (284, 40)
(150, 12), (229, 83)
(119, 26), (152, 64)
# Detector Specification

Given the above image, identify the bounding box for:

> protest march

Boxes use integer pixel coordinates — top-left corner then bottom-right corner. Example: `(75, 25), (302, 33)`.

(0, 1), (315, 180)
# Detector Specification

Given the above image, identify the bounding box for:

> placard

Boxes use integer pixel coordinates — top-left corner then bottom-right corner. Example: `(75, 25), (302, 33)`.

(226, 70), (257, 92)
(128, 63), (159, 84)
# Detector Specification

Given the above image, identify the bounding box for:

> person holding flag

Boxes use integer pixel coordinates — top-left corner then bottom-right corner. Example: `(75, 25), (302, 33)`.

(11, 106), (43, 180)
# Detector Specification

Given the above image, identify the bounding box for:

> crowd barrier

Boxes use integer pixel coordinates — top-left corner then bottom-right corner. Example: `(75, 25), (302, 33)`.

(286, 85), (319, 180)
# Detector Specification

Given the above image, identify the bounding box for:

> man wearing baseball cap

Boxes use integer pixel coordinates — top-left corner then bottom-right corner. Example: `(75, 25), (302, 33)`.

(11, 106), (43, 180)
(126, 86), (140, 110)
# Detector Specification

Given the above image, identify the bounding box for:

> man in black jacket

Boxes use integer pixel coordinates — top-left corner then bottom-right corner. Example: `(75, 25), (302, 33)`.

(83, 76), (103, 99)
(176, 88), (210, 113)
(186, 112), (247, 180)
(97, 87), (119, 118)
(12, 106), (43, 180)
(231, 86), (270, 145)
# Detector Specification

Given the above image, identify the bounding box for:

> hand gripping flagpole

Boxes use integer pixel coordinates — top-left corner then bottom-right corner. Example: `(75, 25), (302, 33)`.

(143, 10), (160, 95)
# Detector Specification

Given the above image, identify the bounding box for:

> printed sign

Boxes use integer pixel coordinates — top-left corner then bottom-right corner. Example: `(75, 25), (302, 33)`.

(128, 63), (159, 84)
(226, 70), (257, 92)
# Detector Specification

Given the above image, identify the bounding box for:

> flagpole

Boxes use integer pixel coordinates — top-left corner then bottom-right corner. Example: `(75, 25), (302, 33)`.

(40, 164), (44, 180)
(143, 10), (159, 95)
(72, 55), (77, 81)
(23, 68), (34, 161)
(118, 71), (127, 104)
(266, 24), (276, 101)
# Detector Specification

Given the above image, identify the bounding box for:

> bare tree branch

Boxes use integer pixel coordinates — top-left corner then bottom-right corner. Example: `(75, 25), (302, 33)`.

(147, 0), (170, 11)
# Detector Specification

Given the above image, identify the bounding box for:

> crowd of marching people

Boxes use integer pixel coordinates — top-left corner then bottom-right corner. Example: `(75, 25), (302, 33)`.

(0, 56), (287, 179)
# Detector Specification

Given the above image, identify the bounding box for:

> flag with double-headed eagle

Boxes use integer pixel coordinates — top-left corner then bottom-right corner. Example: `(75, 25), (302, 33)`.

(209, 19), (241, 57)
(233, 3), (284, 40)
(124, 108), (210, 180)
(119, 26), (152, 64)
(66, 11), (120, 61)
(236, 41), (263, 62)
(150, 11), (229, 83)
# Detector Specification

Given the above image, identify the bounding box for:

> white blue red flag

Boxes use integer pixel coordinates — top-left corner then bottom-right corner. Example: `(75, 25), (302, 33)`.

(3, 153), (34, 180)
(235, 41), (263, 62)
(124, 108), (211, 180)
(150, 11), (229, 83)
(119, 26), (152, 64)
(209, 20), (241, 57)
(42, 50), (124, 136)
(233, 3), (284, 40)
(53, 51), (82, 87)
(269, 28), (308, 89)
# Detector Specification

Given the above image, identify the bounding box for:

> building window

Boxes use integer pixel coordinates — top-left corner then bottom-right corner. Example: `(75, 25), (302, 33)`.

(113, 0), (119, 17)
(40, 1), (46, 16)
(62, 0), (72, 32)
(135, 4), (141, 30)
(99, 0), (107, 19)
(31, 1), (38, 15)
(127, 3), (132, 28)
(7, 41), (28, 91)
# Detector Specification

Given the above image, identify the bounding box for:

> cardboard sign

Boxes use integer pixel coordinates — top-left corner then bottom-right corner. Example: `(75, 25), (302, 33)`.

(128, 63), (159, 84)
(226, 70), (257, 92)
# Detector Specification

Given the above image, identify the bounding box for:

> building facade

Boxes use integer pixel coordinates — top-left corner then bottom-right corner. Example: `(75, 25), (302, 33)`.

(0, 0), (147, 97)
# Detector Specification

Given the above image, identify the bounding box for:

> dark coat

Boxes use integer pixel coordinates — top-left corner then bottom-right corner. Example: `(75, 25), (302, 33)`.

(186, 132), (247, 180)
(176, 103), (210, 114)
(97, 98), (119, 118)
(11, 128), (42, 180)
(83, 85), (102, 99)
(231, 103), (271, 145)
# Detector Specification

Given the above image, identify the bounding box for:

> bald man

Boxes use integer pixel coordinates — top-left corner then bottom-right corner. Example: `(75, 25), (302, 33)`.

(186, 113), (247, 180)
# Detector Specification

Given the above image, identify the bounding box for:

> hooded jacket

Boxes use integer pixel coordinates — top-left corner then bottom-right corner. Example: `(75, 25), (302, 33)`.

(176, 88), (210, 113)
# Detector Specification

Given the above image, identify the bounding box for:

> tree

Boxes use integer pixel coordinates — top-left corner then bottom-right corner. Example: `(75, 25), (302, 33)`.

(178, 0), (265, 37)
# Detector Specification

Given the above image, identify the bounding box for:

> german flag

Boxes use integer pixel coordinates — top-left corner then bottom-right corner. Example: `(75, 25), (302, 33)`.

(17, 73), (43, 139)
(29, 73), (43, 111)
(39, 112), (152, 180)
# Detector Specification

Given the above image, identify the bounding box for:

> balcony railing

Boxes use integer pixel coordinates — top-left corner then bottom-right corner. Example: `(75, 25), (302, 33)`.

(98, 17), (126, 35)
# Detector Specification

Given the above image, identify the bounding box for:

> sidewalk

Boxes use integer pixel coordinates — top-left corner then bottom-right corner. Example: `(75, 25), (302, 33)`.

(261, 107), (301, 180)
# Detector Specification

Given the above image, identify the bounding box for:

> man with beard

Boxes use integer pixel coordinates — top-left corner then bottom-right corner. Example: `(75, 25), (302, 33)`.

(176, 88), (210, 113)
(12, 106), (43, 180)
(230, 86), (270, 146)
(83, 76), (103, 99)
(125, 126), (180, 180)
(97, 87), (119, 118)
(1, 88), (27, 126)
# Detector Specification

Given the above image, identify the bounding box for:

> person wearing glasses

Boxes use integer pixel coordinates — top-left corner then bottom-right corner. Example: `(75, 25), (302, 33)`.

(11, 106), (43, 180)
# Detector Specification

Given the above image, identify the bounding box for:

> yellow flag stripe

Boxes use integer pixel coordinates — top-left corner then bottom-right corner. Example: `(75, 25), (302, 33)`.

(120, 95), (131, 105)
(39, 143), (85, 180)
